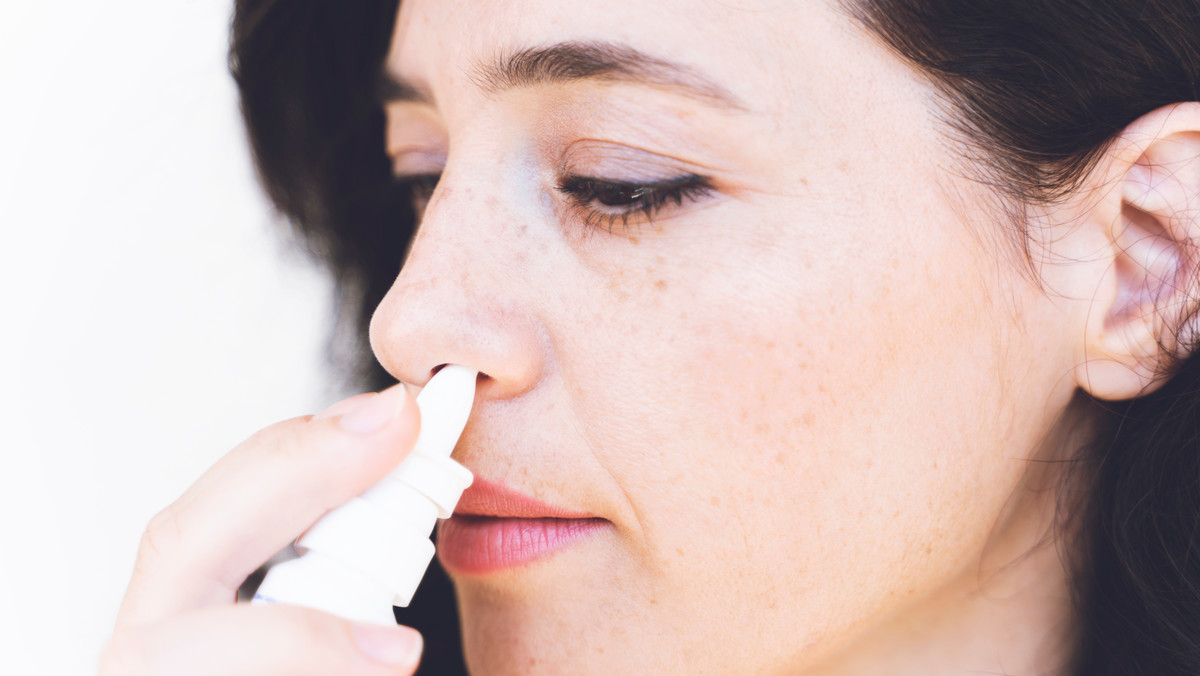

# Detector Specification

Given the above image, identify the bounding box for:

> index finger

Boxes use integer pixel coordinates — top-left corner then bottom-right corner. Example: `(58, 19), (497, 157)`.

(116, 385), (420, 629)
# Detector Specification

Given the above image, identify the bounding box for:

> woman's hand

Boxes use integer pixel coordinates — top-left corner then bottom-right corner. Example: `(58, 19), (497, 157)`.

(100, 385), (425, 675)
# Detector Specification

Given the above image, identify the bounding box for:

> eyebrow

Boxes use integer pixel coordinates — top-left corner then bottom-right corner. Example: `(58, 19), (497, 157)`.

(377, 40), (747, 110)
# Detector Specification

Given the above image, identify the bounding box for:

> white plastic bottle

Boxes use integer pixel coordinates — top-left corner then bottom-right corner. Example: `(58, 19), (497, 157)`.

(252, 365), (477, 625)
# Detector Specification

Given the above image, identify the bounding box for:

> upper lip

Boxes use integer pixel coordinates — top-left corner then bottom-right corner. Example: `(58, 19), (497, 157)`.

(453, 476), (599, 519)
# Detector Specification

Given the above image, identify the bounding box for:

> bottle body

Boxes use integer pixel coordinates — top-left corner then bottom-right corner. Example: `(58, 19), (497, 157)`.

(252, 456), (472, 622)
(251, 366), (477, 624)
(252, 550), (398, 625)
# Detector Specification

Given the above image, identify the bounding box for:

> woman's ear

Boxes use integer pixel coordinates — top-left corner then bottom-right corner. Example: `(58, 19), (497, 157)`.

(1076, 102), (1200, 400)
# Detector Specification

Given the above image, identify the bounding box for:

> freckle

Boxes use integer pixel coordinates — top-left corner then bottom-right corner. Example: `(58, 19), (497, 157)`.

(926, 544), (933, 555)
(650, 598), (659, 605)
(710, 495), (721, 507)
(655, 279), (668, 291)
(802, 412), (815, 427)
(766, 340), (776, 349)
(774, 450), (787, 465)
(630, 236), (641, 245)
(676, 548), (685, 557)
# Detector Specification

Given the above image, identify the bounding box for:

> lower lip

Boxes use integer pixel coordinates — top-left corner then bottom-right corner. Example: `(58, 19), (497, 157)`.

(436, 516), (607, 575)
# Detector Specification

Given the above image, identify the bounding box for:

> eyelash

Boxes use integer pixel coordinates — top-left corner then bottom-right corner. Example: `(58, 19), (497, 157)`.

(397, 173), (714, 232)
(557, 174), (714, 232)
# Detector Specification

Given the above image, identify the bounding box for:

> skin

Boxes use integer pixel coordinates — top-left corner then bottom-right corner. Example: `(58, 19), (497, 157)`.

(375, 1), (1084, 673)
(104, 1), (1200, 674)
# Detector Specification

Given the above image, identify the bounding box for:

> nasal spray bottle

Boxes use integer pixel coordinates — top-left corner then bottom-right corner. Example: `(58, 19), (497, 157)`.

(252, 365), (477, 625)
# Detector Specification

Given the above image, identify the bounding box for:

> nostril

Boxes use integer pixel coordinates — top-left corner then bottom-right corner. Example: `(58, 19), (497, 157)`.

(428, 363), (491, 388)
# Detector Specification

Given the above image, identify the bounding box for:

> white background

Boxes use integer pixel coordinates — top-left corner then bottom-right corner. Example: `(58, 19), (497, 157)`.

(0, 2), (341, 673)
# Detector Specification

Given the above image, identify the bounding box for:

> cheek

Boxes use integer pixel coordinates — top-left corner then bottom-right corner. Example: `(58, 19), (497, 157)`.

(551, 191), (1051, 647)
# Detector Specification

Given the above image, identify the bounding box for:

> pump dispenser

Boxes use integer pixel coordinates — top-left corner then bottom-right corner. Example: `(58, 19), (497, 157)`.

(252, 365), (477, 624)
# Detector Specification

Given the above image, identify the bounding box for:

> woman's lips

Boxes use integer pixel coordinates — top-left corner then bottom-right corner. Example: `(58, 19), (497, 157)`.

(436, 477), (607, 575)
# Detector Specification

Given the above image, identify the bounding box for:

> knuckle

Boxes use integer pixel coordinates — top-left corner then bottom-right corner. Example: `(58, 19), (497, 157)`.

(135, 507), (181, 575)
(250, 416), (318, 465)
(293, 607), (336, 645)
(271, 420), (313, 463)
(286, 607), (353, 660)
(98, 631), (146, 676)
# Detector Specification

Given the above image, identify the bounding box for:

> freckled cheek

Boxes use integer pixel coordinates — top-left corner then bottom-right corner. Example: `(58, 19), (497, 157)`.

(570, 281), (846, 531)
(630, 253), (974, 494)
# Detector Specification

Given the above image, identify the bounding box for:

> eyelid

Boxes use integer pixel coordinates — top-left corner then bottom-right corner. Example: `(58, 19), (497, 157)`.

(384, 103), (448, 174)
(557, 139), (713, 184)
(390, 147), (447, 176)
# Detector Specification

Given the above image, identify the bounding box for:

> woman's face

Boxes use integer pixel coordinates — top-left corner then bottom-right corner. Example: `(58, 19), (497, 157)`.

(372, 1), (1083, 673)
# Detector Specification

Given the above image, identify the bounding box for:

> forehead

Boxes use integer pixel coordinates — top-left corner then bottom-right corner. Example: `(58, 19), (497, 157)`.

(386, 0), (847, 113)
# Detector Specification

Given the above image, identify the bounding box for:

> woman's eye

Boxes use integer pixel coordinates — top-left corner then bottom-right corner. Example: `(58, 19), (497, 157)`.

(394, 171), (716, 232)
(556, 174), (715, 231)
(587, 182), (651, 207)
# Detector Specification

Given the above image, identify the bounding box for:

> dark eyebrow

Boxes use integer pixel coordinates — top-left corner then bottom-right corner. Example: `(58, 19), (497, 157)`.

(377, 40), (747, 110)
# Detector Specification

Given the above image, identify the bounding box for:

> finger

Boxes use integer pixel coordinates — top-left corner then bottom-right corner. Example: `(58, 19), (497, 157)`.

(100, 604), (422, 676)
(117, 384), (420, 628)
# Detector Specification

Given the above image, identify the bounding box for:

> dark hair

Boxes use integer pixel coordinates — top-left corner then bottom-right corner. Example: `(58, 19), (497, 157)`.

(229, 2), (1200, 674)
(231, 0), (410, 392)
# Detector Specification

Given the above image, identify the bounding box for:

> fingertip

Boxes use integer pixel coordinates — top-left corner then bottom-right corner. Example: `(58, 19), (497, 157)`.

(337, 385), (414, 437)
(350, 622), (424, 670)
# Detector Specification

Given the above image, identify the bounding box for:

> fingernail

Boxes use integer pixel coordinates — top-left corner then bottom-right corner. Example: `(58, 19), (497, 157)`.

(338, 384), (408, 436)
(351, 623), (423, 667)
(313, 392), (377, 421)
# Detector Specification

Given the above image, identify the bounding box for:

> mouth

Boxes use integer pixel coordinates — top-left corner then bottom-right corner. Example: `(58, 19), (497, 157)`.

(436, 477), (609, 575)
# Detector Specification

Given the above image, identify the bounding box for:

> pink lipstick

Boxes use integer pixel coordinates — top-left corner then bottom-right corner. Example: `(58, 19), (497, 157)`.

(436, 478), (607, 574)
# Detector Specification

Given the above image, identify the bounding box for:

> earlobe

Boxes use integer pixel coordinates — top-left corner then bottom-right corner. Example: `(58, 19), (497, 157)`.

(1076, 104), (1200, 401)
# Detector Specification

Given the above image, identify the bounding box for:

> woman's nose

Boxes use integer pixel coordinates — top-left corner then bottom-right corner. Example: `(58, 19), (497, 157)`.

(368, 178), (547, 398)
